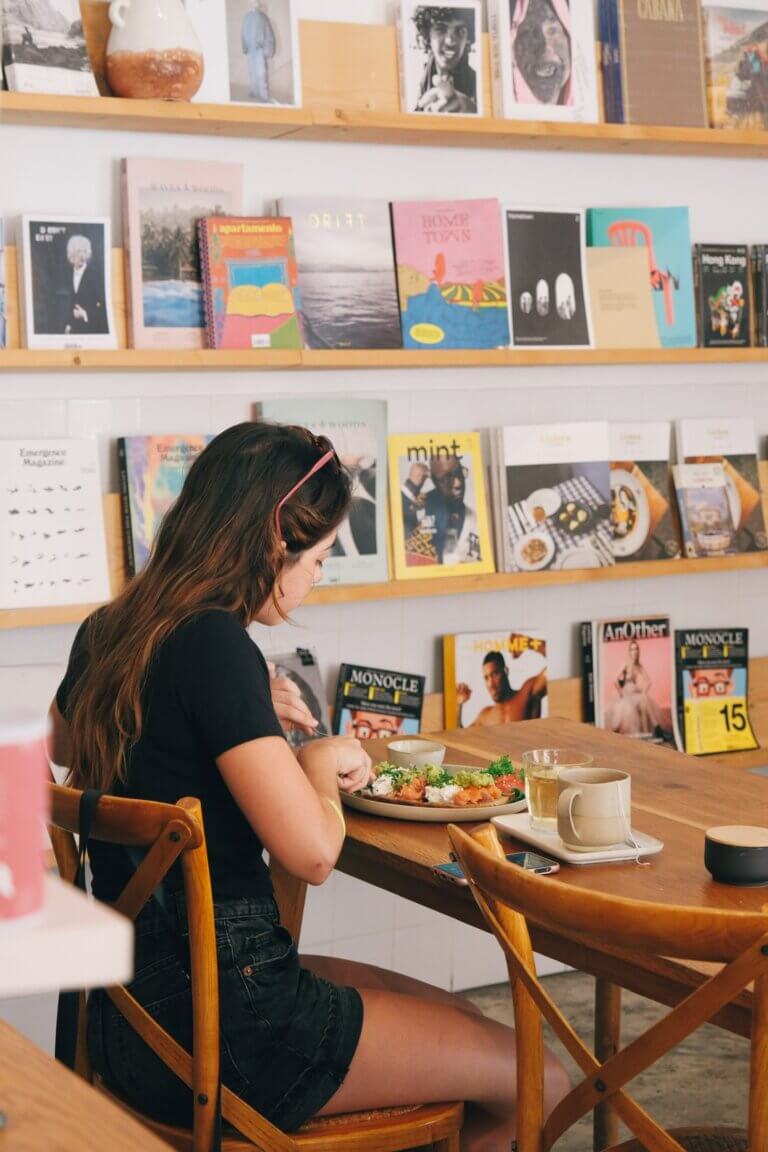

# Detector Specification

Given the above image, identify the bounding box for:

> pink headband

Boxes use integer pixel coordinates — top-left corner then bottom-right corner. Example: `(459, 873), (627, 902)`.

(274, 449), (335, 535)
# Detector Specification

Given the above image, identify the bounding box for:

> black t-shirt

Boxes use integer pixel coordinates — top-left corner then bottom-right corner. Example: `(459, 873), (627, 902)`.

(56, 610), (285, 903)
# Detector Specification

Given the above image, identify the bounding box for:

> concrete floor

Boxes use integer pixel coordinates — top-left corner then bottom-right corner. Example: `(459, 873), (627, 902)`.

(462, 970), (749, 1150)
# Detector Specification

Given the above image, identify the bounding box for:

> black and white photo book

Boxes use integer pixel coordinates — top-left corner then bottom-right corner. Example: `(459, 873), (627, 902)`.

(397, 0), (485, 117)
(1, 0), (99, 95)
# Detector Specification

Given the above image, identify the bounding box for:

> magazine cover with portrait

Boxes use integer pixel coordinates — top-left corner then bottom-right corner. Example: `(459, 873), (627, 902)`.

(595, 616), (674, 745)
(673, 627), (758, 754)
(268, 648), (331, 750)
(186, 0), (302, 107)
(443, 629), (548, 728)
(1, 0), (99, 96)
(504, 207), (593, 348)
(702, 0), (768, 130)
(398, 0), (485, 116)
(332, 663), (425, 739)
(20, 216), (117, 351)
(388, 430), (495, 580)
(488, 0), (598, 122)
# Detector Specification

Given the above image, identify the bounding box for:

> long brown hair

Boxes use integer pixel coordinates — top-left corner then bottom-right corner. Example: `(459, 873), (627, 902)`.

(66, 422), (350, 791)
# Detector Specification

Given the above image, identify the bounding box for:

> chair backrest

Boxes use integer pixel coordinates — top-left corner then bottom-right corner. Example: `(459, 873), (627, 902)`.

(48, 783), (296, 1152)
(449, 822), (768, 1152)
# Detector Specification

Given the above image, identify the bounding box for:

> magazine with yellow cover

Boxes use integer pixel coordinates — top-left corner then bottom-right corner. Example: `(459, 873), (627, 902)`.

(388, 431), (495, 580)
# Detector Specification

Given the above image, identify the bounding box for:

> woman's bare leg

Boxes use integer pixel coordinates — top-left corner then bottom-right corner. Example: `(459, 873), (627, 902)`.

(301, 953), (483, 1015)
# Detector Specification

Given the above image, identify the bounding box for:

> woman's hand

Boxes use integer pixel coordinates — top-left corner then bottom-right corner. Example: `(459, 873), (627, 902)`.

(298, 736), (373, 795)
(267, 662), (319, 736)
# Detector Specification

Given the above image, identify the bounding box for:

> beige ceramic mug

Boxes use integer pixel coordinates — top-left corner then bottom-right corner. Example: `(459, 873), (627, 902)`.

(556, 767), (631, 851)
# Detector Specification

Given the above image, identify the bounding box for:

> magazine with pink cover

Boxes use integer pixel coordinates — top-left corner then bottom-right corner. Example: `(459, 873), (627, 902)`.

(122, 157), (243, 350)
(594, 615), (675, 745)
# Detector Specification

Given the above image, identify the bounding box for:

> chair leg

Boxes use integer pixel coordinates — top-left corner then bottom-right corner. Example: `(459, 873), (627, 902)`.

(431, 1136), (460, 1151)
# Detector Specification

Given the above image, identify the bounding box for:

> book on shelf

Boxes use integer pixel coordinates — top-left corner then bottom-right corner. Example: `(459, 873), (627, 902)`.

(332, 662), (425, 738)
(390, 197), (510, 350)
(198, 216), (302, 350)
(752, 244), (768, 346)
(0, 222), (6, 350)
(117, 435), (213, 577)
(1, 0), (99, 96)
(587, 207), (698, 349)
(672, 461), (738, 557)
(19, 215), (117, 351)
(397, 0), (485, 117)
(491, 421), (613, 573)
(122, 157), (243, 350)
(185, 0), (302, 108)
(583, 615), (675, 745)
(0, 439), (110, 610)
(673, 626), (758, 754)
(676, 415), (767, 552)
(702, 0), (768, 130)
(257, 397), (389, 586)
(610, 422), (681, 562)
(693, 243), (752, 347)
(388, 430), (495, 580)
(443, 628), (548, 729)
(275, 197), (402, 351)
(268, 647), (331, 750)
(585, 248), (660, 349)
(488, 0), (599, 123)
(503, 207), (593, 348)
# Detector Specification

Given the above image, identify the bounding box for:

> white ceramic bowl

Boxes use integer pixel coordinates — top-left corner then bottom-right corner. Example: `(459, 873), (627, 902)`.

(386, 739), (446, 769)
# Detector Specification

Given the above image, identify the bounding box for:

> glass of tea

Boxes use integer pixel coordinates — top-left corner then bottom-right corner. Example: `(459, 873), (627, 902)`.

(523, 748), (594, 833)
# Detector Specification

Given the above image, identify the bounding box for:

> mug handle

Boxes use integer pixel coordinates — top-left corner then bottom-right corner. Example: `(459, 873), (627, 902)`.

(109, 0), (130, 29)
(557, 786), (582, 842)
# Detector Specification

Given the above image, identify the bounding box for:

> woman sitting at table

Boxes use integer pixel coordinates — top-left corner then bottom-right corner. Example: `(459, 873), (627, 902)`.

(49, 422), (569, 1152)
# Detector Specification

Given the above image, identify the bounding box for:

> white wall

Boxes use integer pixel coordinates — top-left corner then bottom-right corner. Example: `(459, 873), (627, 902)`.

(2, 1), (768, 1042)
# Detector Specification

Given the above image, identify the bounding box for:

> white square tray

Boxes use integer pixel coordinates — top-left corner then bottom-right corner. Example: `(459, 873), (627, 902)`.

(491, 812), (664, 865)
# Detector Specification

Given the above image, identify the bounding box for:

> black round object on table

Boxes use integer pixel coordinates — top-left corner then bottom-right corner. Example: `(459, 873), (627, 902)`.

(704, 825), (768, 887)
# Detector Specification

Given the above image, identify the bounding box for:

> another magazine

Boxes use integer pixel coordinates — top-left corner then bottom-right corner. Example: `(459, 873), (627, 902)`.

(702, 0), (768, 129)
(488, 0), (599, 123)
(257, 397), (389, 585)
(587, 207), (697, 348)
(585, 248), (660, 349)
(269, 648), (331, 749)
(443, 629), (548, 729)
(611, 0), (708, 126)
(504, 207), (593, 348)
(673, 462), (738, 557)
(333, 662), (425, 738)
(0, 222), (6, 349)
(1, 0), (99, 96)
(752, 243), (768, 345)
(122, 157), (243, 350)
(590, 615), (675, 744)
(673, 627), (758, 754)
(118, 435), (213, 575)
(198, 216), (302, 350)
(19, 216), (117, 350)
(610, 422), (680, 561)
(275, 197), (402, 350)
(693, 243), (751, 347)
(397, 0), (485, 117)
(388, 430), (495, 580)
(0, 439), (110, 609)
(390, 198), (510, 350)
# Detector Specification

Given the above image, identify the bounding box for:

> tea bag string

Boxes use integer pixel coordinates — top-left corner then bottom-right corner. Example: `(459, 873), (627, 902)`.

(616, 783), (651, 867)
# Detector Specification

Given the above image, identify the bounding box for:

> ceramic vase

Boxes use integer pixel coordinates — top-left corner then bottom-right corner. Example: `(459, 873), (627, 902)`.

(105, 0), (204, 101)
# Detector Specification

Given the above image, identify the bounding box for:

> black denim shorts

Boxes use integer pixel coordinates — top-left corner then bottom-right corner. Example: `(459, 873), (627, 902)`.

(87, 893), (364, 1133)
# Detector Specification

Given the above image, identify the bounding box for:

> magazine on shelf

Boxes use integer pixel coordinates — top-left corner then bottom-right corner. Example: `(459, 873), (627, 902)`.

(590, 615), (675, 745)
(612, 0), (708, 126)
(587, 207), (697, 349)
(397, 0), (485, 117)
(1, 0), (99, 96)
(257, 397), (389, 586)
(673, 462), (738, 557)
(702, 0), (768, 129)
(185, 0), (302, 107)
(488, 0), (599, 123)
(198, 216), (302, 350)
(117, 435), (213, 576)
(585, 248), (660, 349)
(676, 416), (767, 553)
(0, 222), (6, 350)
(390, 198), (510, 350)
(388, 430), (495, 580)
(332, 663), (425, 738)
(609, 422), (680, 562)
(443, 629), (548, 729)
(493, 421), (613, 573)
(503, 207), (593, 348)
(19, 216), (117, 351)
(275, 197), (402, 351)
(268, 648), (331, 749)
(0, 438), (110, 610)
(122, 157), (243, 350)
(673, 627), (758, 754)
(751, 244), (768, 346)
(693, 244), (752, 348)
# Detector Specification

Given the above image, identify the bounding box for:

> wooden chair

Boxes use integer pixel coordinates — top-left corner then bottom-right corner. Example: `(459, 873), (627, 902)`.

(448, 822), (768, 1152)
(48, 783), (463, 1152)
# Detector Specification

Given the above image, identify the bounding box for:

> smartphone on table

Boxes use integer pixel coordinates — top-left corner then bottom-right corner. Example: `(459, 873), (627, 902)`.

(432, 851), (560, 886)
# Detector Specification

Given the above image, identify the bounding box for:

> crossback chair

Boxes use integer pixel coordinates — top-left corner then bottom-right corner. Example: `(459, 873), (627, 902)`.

(48, 783), (463, 1152)
(448, 822), (768, 1152)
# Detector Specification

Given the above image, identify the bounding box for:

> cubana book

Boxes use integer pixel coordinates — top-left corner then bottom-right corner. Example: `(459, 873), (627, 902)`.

(199, 217), (302, 350)
(443, 629), (548, 729)
(332, 663), (425, 738)
(390, 198), (510, 350)
(118, 435), (213, 575)
(673, 626), (758, 755)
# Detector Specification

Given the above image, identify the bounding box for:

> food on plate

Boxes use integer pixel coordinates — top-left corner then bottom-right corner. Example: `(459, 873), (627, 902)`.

(521, 536), (548, 565)
(360, 754), (525, 808)
(611, 483), (638, 539)
(557, 500), (590, 533)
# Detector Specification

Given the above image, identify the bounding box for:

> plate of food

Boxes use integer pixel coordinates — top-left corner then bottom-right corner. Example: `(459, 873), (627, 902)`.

(610, 467), (650, 558)
(513, 529), (555, 572)
(343, 756), (528, 823)
(556, 499), (592, 535)
(525, 487), (561, 525)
